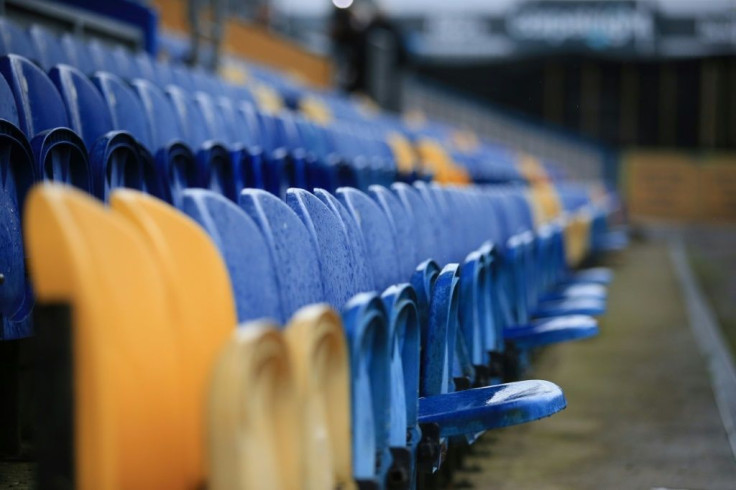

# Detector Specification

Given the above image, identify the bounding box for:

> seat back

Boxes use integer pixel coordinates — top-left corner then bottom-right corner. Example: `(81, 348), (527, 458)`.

(369, 185), (418, 282)
(110, 189), (237, 487)
(337, 187), (402, 291)
(48, 64), (114, 150)
(391, 182), (435, 265)
(194, 91), (237, 146)
(0, 54), (68, 138)
(60, 33), (95, 75)
(91, 72), (153, 150)
(0, 19), (37, 61)
(285, 305), (354, 489)
(239, 188), (324, 322)
(314, 188), (375, 293)
(208, 323), (302, 490)
(0, 59), (95, 193)
(414, 181), (452, 266)
(180, 189), (282, 323)
(165, 85), (210, 149)
(130, 78), (184, 151)
(28, 24), (68, 70)
(25, 184), (188, 489)
(0, 100), (36, 338)
(286, 188), (358, 309)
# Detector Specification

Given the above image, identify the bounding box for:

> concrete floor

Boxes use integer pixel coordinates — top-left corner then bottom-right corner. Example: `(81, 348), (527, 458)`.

(462, 241), (736, 490)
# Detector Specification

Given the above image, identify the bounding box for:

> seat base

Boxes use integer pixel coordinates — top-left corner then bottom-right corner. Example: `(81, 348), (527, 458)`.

(504, 315), (599, 349)
(534, 296), (606, 318)
(541, 283), (607, 302)
(417, 380), (566, 438)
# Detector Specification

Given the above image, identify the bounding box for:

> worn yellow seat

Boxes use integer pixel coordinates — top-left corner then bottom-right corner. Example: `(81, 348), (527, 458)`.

(285, 305), (354, 490)
(25, 184), (188, 490)
(110, 189), (237, 487)
(208, 323), (302, 490)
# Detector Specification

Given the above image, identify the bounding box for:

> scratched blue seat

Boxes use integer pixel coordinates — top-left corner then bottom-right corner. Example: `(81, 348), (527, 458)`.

(0, 54), (94, 193)
(164, 86), (232, 200)
(0, 73), (36, 339)
(48, 64), (160, 201)
(498, 188), (607, 319)
(438, 187), (498, 383)
(473, 189), (599, 355)
(28, 24), (69, 70)
(239, 188), (397, 487)
(288, 188), (418, 488)
(127, 78), (202, 205)
(507, 188), (608, 306)
(179, 188), (282, 323)
(408, 183), (479, 387)
(217, 97), (266, 190)
(339, 185), (567, 473)
(88, 72), (172, 201)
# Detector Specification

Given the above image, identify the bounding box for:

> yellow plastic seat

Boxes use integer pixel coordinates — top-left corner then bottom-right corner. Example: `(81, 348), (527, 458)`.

(24, 184), (188, 490)
(387, 132), (419, 176)
(563, 210), (593, 268)
(208, 323), (302, 490)
(285, 305), (354, 490)
(110, 189), (237, 487)
(416, 138), (471, 185)
(299, 96), (332, 124)
(252, 82), (285, 114)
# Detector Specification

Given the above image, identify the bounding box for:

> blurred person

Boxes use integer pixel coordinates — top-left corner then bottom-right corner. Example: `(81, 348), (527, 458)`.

(329, 1), (365, 92)
(362, 2), (408, 110)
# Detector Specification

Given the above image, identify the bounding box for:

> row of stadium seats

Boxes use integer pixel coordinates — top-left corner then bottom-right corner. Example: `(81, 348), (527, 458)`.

(0, 15), (619, 490)
(27, 180), (607, 489)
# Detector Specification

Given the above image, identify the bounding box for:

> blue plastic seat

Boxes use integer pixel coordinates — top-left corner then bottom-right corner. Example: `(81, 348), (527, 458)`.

(128, 78), (201, 204)
(87, 39), (115, 73)
(217, 97), (266, 190)
(337, 187), (403, 291)
(286, 189), (361, 309)
(179, 189), (282, 323)
(0, 19), (37, 61)
(0, 54), (94, 193)
(110, 45), (136, 80)
(51, 64), (172, 202)
(28, 24), (68, 70)
(240, 187), (397, 487)
(164, 86), (234, 199)
(60, 33), (95, 75)
(192, 91), (249, 200)
(255, 111), (307, 197)
(291, 187), (418, 488)
(132, 51), (157, 82)
(238, 188), (324, 320)
(339, 186), (567, 453)
(368, 185), (419, 282)
(0, 73), (36, 339)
